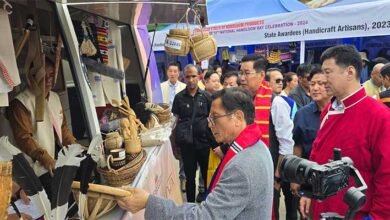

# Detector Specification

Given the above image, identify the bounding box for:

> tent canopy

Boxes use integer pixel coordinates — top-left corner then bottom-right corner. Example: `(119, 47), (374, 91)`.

(152, 0), (390, 50)
(207, 0), (382, 25)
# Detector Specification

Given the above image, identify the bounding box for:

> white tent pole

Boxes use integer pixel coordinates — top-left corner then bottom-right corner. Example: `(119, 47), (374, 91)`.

(300, 40), (305, 64)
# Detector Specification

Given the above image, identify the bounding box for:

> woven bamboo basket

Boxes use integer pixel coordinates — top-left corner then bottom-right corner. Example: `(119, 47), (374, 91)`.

(0, 161), (12, 220)
(190, 31), (217, 62)
(164, 8), (193, 56)
(164, 28), (191, 56)
(186, 8), (217, 62)
(156, 103), (171, 124)
(71, 181), (132, 220)
(97, 149), (147, 187)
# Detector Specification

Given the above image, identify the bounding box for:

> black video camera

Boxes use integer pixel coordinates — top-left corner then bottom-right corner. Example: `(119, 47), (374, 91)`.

(280, 153), (351, 200)
(280, 149), (367, 220)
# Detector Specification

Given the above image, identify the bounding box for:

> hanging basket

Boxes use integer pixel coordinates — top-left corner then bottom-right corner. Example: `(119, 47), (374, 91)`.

(189, 11), (217, 62)
(190, 31), (217, 62)
(0, 161), (12, 220)
(164, 9), (191, 56)
(97, 149), (147, 187)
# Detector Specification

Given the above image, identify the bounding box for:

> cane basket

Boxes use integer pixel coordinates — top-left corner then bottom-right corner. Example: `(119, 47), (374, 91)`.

(71, 181), (132, 220)
(0, 161), (12, 220)
(189, 11), (217, 62)
(156, 103), (171, 124)
(190, 31), (217, 62)
(97, 149), (147, 187)
(164, 28), (191, 56)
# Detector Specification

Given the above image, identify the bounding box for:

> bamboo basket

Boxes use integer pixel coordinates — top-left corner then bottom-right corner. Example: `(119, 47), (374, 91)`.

(190, 30), (217, 62)
(164, 29), (191, 56)
(0, 161), (12, 220)
(156, 103), (171, 124)
(71, 181), (132, 220)
(164, 9), (191, 56)
(189, 11), (217, 62)
(97, 149), (147, 187)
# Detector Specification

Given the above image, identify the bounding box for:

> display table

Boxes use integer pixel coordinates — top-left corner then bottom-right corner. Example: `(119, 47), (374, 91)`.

(99, 140), (183, 219)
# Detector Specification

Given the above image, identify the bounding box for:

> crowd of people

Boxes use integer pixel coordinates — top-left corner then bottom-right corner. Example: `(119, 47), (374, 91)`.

(116, 44), (390, 220)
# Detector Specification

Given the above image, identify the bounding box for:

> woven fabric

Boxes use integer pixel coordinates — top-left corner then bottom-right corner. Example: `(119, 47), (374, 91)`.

(254, 81), (273, 147)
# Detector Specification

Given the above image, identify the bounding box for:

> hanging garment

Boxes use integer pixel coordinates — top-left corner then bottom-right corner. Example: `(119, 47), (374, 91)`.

(0, 9), (21, 95)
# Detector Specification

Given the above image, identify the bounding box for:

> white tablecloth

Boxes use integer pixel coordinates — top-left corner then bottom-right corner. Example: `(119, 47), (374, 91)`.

(100, 140), (183, 219)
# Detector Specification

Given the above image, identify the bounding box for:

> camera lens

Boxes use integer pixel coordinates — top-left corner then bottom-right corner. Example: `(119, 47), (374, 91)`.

(281, 155), (318, 184)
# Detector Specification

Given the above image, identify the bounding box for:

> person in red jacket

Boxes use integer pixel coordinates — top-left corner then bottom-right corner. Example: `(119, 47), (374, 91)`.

(300, 45), (390, 220)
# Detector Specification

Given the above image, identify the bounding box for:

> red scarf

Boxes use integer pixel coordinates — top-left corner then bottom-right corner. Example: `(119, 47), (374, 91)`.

(209, 123), (262, 192)
(254, 81), (272, 147)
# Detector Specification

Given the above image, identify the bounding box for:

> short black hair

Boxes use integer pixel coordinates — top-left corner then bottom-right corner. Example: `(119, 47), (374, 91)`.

(221, 71), (240, 86)
(213, 64), (222, 71)
(380, 63), (390, 78)
(211, 87), (255, 125)
(167, 62), (180, 71)
(296, 63), (312, 78)
(241, 54), (268, 73)
(308, 64), (323, 81)
(184, 64), (199, 74)
(204, 71), (219, 81)
(371, 57), (389, 65)
(283, 72), (297, 88)
(265, 67), (281, 82)
(320, 45), (362, 80)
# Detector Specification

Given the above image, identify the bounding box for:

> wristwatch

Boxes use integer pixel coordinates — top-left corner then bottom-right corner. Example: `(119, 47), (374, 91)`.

(274, 176), (282, 183)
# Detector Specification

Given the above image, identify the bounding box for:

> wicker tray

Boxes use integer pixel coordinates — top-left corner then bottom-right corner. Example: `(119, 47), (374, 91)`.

(72, 181), (132, 220)
(97, 149), (147, 187)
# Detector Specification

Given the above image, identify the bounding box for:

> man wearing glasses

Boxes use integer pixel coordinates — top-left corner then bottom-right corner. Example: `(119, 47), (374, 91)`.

(266, 67), (298, 220)
(289, 63), (312, 109)
(116, 88), (274, 219)
(240, 55), (294, 220)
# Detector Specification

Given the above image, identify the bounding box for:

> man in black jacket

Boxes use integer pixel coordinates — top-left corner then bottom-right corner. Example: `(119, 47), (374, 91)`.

(172, 64), (216, 202)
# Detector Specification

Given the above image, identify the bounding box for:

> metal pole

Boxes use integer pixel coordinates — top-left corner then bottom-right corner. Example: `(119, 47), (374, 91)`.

(142, 23), (157, 85)
(55, 2), (100, 138)
(300, 40), (305, 64)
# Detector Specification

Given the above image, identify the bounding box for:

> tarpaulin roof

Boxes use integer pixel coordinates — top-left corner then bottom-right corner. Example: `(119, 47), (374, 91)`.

(206, 0), (382, 25)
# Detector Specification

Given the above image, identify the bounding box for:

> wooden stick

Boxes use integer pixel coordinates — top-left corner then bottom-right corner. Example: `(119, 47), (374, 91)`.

(71, 181), (132, 197)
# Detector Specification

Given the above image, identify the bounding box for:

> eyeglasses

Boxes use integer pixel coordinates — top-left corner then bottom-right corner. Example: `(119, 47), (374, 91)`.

(275, 78), (283, 84)
(207, 112), (235, 126)
(238, 71), (256, 77)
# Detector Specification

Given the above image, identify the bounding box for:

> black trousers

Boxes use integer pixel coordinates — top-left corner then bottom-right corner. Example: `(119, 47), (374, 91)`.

(180, 145), (209, 202)
(274, 181), (299, 220)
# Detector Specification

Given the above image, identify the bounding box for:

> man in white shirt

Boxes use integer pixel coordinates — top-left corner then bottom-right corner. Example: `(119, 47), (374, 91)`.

(266, 67), (297, 220)
(160, 62), (187, 192)
(160, 62), (186, 107)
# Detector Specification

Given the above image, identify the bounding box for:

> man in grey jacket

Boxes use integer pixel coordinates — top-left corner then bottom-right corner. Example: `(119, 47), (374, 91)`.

(117, 88), (274, 220)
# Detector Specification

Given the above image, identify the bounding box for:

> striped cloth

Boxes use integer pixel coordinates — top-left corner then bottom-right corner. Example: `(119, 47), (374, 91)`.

(0, 60), (15, 88)
(254, 81), (273, 147)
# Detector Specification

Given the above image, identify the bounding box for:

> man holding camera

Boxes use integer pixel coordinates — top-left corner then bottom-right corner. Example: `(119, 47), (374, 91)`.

(300, 45), (390, 219)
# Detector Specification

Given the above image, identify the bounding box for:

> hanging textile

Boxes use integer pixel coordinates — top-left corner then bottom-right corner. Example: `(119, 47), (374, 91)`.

(95, 17), (109, 64)
(100, 20), (121, 105)
(0, 9), (21, 106)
